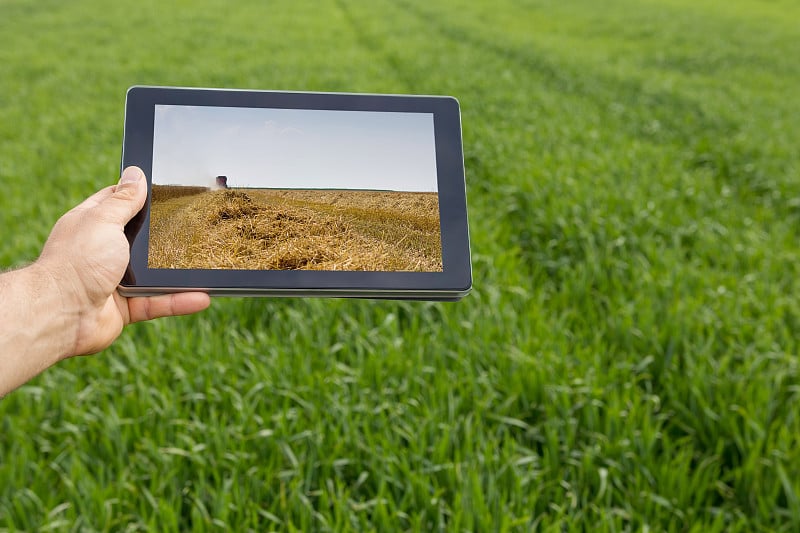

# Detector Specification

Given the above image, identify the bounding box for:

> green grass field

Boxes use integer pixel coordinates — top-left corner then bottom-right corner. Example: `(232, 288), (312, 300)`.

(1, 0), (799, 530)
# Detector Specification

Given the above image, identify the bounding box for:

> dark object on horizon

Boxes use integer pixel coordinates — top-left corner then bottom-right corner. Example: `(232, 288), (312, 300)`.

(216, 175), (229, 189)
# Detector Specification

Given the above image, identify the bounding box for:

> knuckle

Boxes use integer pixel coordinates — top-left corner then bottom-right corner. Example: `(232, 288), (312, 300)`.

(114, 185), (138, 202)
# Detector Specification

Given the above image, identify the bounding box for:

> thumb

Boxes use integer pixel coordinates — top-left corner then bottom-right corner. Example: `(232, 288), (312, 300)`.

(100, 166), (147, 225)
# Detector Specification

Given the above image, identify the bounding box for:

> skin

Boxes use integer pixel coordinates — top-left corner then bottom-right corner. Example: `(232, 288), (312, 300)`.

(0, 166), (210, 397)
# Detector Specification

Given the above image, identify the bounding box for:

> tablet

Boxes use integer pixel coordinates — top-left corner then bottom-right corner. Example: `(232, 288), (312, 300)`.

(120, 86), (471, 300)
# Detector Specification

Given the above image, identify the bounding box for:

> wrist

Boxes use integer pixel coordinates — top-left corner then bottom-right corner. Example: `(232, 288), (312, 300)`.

(0, 263), (84, 396)
(27, 260), (83, 360)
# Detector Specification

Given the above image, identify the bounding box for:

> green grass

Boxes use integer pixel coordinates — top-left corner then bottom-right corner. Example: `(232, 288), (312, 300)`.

(1, 0), (800, 530)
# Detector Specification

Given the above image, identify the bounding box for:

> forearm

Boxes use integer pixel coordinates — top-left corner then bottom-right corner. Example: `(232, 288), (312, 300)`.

(0, 263), (77, 396)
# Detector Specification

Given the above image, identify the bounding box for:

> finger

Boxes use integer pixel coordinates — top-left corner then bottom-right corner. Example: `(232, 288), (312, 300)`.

(97, 166), (148, 225)
(127, 292), (211, 323)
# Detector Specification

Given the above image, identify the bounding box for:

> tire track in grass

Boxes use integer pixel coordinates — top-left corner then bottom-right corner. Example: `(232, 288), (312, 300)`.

(391, 0), (800, 209)
(390, 0), (734, 144)
(331, 0), (417, 92)
(382, 0), (792, 212)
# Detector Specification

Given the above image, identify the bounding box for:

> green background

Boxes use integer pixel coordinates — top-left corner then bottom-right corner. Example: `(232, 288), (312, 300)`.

(1, 0), (799, 530)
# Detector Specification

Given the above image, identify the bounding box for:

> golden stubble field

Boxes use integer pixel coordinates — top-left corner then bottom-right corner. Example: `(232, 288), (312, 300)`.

(148, 185), (443, 271)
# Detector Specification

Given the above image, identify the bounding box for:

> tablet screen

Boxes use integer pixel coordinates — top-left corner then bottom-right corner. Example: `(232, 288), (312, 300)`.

(148, 105), (443, 272)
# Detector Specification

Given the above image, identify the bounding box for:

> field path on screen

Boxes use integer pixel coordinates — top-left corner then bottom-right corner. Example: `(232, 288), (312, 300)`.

(148, 186), (442, 271)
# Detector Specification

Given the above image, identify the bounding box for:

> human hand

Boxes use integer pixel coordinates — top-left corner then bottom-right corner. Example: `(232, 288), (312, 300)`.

(36, 166), (210, 357)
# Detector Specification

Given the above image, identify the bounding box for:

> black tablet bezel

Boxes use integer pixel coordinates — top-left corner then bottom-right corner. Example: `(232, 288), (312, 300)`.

(121, 86), (471, 295)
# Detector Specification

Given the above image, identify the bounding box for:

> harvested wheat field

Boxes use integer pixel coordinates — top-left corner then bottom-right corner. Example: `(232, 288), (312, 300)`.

(148, 185), (442, 271)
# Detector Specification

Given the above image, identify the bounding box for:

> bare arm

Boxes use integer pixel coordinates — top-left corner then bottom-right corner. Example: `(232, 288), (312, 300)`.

(0, 264), (75, 394)
(0, 167), (210, 397)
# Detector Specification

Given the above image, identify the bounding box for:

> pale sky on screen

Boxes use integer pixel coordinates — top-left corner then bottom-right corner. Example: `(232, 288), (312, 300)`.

(151, 105), (438, 192)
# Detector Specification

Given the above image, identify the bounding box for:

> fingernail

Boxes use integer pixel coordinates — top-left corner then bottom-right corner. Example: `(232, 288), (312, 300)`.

(119, 167), (144, 185)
